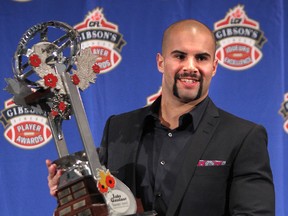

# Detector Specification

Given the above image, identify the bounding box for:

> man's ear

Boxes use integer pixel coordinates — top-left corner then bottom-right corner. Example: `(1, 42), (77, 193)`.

(156, 53), (164, 73)
(212, 58), (218, 77)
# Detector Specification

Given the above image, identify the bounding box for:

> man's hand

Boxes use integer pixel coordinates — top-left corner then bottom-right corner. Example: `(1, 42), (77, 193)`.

(46, 159), (62, 197)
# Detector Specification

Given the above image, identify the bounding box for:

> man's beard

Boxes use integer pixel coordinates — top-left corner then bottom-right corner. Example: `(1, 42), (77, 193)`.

(173, 72), (203, 102)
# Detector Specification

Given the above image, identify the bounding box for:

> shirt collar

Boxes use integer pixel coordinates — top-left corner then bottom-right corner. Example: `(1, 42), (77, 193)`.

(147, 96), (210, 130)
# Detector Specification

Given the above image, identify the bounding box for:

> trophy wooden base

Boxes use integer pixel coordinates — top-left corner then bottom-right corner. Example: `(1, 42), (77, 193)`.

(53, 175), (147, 216)
(54, 175), (108, 216)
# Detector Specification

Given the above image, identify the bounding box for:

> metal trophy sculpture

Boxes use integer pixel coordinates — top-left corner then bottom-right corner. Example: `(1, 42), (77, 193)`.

(5, 21), (141, 216)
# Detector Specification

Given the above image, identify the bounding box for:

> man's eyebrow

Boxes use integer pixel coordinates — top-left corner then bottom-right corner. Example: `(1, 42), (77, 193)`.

(196, 52), (212, 58)
(170, 50), (212, 58)
(170, 50), (187, 55)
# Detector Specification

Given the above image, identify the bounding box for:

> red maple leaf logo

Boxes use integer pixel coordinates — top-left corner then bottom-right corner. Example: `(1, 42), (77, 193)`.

(232, 8), (243, 19)
(91, 11), (102, 21)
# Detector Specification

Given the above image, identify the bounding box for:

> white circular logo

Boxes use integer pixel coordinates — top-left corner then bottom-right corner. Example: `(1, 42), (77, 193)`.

(106, 189), (130, 214)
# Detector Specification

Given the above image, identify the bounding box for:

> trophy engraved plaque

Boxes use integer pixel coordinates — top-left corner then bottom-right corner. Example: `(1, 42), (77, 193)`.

(5, 21), (156, 216)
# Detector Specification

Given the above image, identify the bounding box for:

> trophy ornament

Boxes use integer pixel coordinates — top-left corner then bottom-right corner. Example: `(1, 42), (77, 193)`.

(5, 21), (146, 215)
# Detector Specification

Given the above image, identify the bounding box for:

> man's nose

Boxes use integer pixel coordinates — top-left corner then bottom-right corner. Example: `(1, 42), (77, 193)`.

(183, 58), (198, 72)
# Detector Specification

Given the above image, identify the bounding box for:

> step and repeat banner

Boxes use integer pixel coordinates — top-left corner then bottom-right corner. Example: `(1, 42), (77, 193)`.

(0, 0), (287, 215)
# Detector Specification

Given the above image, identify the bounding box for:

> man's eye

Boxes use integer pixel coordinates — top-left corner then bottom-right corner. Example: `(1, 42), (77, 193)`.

(196, 55), (208, 61)
(175, 54), (185, 60)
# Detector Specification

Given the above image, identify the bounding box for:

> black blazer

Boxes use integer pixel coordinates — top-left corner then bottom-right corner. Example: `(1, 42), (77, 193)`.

(99, 98), (275, 216)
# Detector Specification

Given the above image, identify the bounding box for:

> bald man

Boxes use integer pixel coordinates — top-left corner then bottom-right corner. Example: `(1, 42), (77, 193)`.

(47, 19), (275, 215)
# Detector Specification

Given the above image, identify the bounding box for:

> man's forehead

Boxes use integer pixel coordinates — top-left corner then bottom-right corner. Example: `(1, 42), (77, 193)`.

(163, 25), (216, 55)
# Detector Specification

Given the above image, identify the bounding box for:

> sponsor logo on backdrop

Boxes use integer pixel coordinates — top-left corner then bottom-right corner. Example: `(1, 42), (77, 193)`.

(279, 93), (288, 133)
(213, 5), (266, 70)
(74, 8), (126, 74)
(146, 87), (162, 105)
(0, 99), (52, 149)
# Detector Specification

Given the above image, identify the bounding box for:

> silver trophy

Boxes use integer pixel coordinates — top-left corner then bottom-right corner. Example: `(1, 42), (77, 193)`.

(5, 21), (143, 216)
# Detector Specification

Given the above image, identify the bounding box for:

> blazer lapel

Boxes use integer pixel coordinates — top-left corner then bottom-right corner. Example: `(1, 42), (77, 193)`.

(123, 107), (151, 194)
(166, 100), (220, 216)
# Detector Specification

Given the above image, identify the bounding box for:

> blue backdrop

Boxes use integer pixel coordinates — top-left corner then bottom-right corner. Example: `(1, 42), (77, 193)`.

(0, 0), (287, 215)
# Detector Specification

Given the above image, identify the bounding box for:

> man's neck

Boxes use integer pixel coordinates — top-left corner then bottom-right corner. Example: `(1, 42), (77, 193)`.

(159, 97), (203, 129)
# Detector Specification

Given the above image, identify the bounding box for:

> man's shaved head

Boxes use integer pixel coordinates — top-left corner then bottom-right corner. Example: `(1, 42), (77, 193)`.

(161, 19), (216, 58)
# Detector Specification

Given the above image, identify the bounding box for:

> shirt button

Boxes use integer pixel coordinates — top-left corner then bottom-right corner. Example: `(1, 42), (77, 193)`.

(168, 132), (173, 137)
(155, 192), (162, 197)
(160, 160), (166, 165)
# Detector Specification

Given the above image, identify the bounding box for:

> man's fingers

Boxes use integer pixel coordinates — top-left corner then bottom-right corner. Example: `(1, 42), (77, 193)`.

(46, 160), (57, 178)
(50, 184), (58, 196)
(46, 159), (62, 197)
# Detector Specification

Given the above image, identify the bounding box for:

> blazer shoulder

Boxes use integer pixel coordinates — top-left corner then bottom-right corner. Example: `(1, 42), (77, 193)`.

(217, 108), (267, 133)
(207, 99), (261, 128)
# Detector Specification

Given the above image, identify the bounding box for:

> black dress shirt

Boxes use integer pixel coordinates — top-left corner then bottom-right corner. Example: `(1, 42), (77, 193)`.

(136, 96), (209, 215)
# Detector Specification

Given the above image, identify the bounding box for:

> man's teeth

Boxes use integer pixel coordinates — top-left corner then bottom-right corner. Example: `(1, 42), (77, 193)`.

(181, 78), (197, 83)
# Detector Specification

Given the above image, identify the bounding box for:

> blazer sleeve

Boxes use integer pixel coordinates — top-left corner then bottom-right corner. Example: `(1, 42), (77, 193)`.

(98, 115), (114, 167)
(229, 124), (275, 215)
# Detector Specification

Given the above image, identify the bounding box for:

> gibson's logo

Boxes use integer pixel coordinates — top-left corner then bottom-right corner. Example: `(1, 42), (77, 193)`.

(279, 93), (288, 134)
(213, 5), (266, 70)
(74, 7), (126, 74)
(0, 99), (52, 149)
